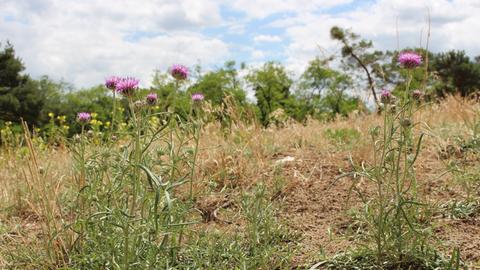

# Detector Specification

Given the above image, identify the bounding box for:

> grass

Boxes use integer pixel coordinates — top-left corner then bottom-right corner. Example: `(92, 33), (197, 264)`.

(0, 96), (480, 269)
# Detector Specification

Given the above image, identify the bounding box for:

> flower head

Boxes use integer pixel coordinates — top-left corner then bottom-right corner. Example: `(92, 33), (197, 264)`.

(105, 76), (120, 90)
(398, 51), (422, 68)
(146, 93), (158, 105)
(115, 77), (139, 96)
(77, 112), (91, 123)
(191, 93), (204, 102)
(380, 89), (393, 104)
(412, 89), (423, 100)
(170, 64), (189, 80)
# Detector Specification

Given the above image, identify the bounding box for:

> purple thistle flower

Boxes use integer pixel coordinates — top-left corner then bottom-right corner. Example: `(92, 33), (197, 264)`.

(105, 76), (120, 90)
(77, 112), (91, 123)
(380, 89), (393, 104)
(146, 93), (158, 105)
(398, 51), (422, 68)
(115, 77), (139, 96)
(170, 64), (189, 80)
(191, 93), (204, 102)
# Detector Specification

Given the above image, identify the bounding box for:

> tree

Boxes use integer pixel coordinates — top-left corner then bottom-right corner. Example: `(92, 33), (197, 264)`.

(330, 26), (385, 106)
(432, 50), (480, 97)
(0, 42), (45, 125)
(188, 61), (246, 105)
(318, 74), (361, 119)
(246, 62), (292, 126)
(298, 57), (337, 97)
(297, 57), (361, 120)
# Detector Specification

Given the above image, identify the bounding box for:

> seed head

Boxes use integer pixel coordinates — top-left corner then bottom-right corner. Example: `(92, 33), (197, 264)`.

(146, 93), (158, 105)
(412, 89), (423, 100)
(400, 118), (412, 128)
(380, 89), (393, 104)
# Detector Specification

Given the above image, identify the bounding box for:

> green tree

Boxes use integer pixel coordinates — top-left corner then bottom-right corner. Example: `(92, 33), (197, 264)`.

(38, 76), (75, 122)
(330, 26), (385, 106)
(432, 50), (480, 97)
(298, 57), (361, 120)
(318, 74), (362, 119)
(188, 61), (246, 105)
(246, 62), (292, 126)
(0, 42), (45, 125)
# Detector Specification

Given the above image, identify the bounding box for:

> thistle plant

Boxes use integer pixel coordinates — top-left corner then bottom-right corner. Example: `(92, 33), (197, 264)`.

(66, 75), (201, 269)
(189, 92), (204, 199)
(346, 51), (435, 266)
(105, 76), (120, 132)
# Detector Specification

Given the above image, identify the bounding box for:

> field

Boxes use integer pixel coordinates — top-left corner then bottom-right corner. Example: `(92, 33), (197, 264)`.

(1, 95), (479, 269)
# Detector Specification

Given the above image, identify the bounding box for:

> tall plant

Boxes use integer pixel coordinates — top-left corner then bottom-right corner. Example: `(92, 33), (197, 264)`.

(67, 69), (202, 269)
(346, 51), (437, 267)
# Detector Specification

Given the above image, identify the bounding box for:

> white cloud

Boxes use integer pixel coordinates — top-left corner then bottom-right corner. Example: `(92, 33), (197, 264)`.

(278, 0), (480, 78)
(250, 49), (265, 60)
(230, 0), (354, 19)
(0, 0), (228, 87)
(253, 35), (282, 43)
(1, 0), (480, 90)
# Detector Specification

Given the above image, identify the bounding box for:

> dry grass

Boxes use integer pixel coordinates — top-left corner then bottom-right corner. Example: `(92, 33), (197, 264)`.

(1, 96), (479, 268)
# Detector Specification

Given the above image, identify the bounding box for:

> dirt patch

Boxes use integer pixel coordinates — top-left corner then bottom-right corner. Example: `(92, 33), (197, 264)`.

(270, 146), (480, 268)
(271, 148), (363, 266)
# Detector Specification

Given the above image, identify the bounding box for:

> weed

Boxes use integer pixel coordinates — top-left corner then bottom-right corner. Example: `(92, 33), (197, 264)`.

(324, 127), (361, 149)
(179, 183), (296, 269)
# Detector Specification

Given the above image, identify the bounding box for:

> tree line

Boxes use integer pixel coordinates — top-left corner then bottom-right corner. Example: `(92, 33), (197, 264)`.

(1, 26), (480, 133)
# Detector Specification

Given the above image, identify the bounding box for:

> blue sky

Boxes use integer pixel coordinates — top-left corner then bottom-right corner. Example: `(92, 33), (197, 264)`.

(1, 0), (479, 89)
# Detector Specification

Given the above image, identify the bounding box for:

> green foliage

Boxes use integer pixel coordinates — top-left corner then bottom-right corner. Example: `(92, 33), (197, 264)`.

(297, 57), (363, 120)
(0, 43), (45, 125)
(0, 41), (26, 88)
(67, 97), (200, 269)
(179, 184), (295, 269)
(246, 61), (293, 126)
(322, 248), (463, 270)
(432, 50), (480, 97)
(298, 57), (337, 97)
(330, 26), (385, 104)
(324, 128), (361, 148)
(440, 200), (480, 220)
(2, 35), (480, 133)
(336, 55), (451, 269)
(189, 61), (246, 106)
(151, 70), (191, 118)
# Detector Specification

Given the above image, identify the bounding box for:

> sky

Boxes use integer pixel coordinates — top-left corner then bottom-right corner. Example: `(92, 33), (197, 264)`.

(1, 0), (480, 89)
